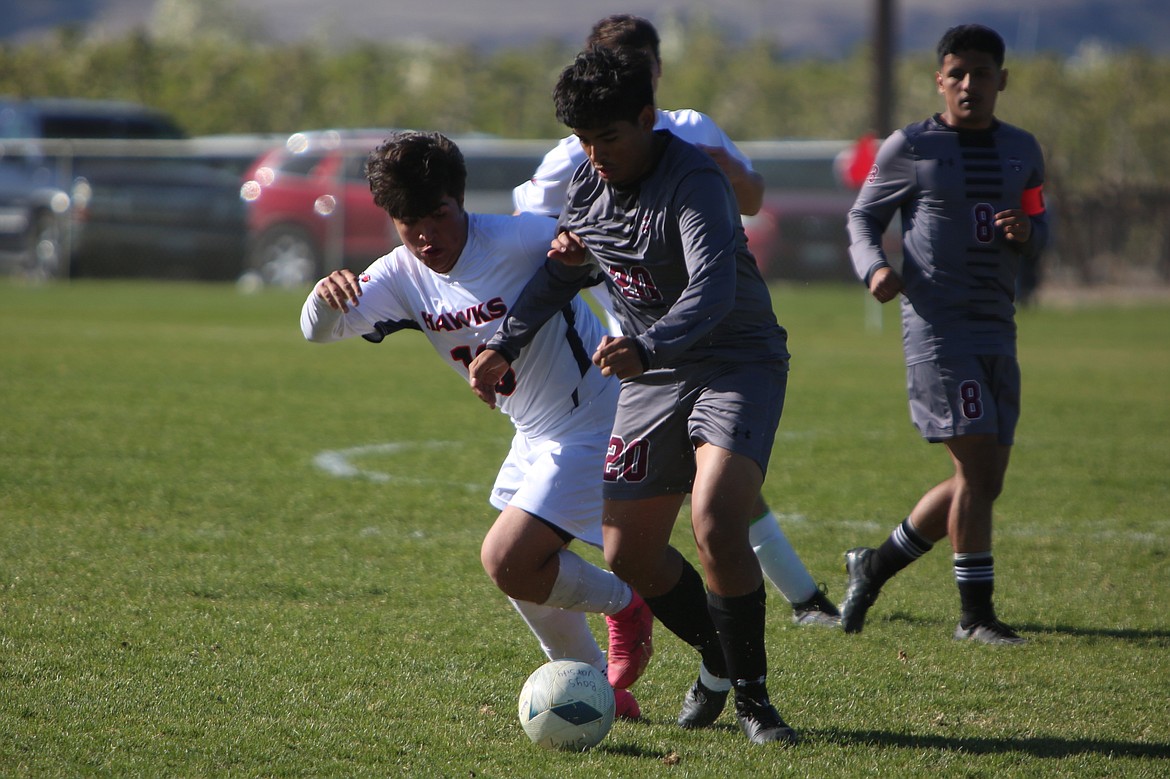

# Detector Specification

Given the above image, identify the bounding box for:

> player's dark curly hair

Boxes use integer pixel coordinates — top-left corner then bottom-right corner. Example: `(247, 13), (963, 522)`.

(366, 131), (466, 220)
(553, 47), (654, 131)
(937, 24), (1005, 68)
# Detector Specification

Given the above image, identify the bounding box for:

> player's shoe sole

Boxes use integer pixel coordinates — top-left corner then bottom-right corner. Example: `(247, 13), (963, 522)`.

(840, 547), (881, 633)
(953, 619), (1027, 645)
(791, 585), (841, 627)
(677, 678), (729, 729)
(606, 591), (654, 689)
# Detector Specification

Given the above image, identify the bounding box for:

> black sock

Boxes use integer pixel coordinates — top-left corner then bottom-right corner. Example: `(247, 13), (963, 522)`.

(870, 517), (934, 586)
(954, 553), (996, 627)
(642, 558), (727, 678)
(707, 584), (768, 698)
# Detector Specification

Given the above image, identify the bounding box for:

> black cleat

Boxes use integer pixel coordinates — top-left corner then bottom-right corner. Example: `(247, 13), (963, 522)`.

(953, 618), (1027, 645)
(840, 547), (881, 634)
(677, 678), (729, 729)
(791, 584), (841, 627)
(734, 693), (799, 745)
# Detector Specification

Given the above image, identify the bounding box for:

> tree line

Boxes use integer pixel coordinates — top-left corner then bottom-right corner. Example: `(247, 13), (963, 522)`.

(3, 19), (1169, 282)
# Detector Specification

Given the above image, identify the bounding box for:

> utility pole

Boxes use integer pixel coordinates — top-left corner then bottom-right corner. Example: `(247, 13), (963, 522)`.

(874, 0), (896, 137)
(865, 0), (897, 333)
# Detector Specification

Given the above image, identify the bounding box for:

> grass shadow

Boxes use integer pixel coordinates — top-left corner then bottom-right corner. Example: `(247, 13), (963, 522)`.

(883, 612), (1170, 643)
(819, 728), (1170, 760)
(1015, 623), (1170, 642)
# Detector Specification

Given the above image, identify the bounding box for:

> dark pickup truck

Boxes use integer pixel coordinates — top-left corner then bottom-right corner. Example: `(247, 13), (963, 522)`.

(0, 98), (254, 280)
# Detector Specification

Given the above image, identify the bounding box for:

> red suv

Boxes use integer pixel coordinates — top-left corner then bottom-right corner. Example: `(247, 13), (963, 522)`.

(239, 130), (551, 286)
(240, 130), (393, 286)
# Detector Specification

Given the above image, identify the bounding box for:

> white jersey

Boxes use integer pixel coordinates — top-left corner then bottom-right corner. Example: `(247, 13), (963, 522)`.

(513, 108), (755, 216)
(300, 212), (612, 440)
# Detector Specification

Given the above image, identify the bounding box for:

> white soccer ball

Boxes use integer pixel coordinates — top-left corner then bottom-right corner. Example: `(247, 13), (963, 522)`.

(517, 659), (615, 751)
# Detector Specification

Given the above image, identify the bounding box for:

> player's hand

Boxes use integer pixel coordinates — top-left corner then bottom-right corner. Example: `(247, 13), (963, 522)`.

(548, 231), (589, 266)
(869, 266), (904, 303)
(468, 348), (509, 409)
(314, 269), (362, 312)
(996, 209), (1032, 243)
(593, 335), (644, 380)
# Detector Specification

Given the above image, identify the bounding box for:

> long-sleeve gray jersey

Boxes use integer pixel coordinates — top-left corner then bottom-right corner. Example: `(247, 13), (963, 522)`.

(848, 115), (1049, 365)
(489, 130), (788, 373)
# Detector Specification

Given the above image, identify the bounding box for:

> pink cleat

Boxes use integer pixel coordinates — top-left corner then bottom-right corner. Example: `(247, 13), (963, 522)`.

(613, 688), (642, 720)
(606, 591), (654, 690)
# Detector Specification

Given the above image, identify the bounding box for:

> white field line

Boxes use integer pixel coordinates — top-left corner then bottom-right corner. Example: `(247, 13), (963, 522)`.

(313, 441), (485, 491)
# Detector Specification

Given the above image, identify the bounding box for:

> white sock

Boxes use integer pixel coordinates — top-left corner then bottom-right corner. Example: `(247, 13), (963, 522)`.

(699, 663), (732, 692)
(508, 598), (606, 673)
(749, 511), (818, 605)
(543, 549), (632, 616)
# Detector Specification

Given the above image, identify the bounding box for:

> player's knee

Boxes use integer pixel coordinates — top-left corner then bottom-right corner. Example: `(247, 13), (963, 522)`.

(958, 468), (1006, 501)
(603, 546), (644, 591)
(691, 513), (747, 563)
(482, 537), (550, 601)
(480, 537), (511, 588)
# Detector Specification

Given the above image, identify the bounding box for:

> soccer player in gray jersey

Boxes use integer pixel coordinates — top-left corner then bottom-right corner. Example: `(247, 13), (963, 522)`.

(840, 24), (1049, 645)
(470, 47), (798, 744)
(516, 15), (840, 629)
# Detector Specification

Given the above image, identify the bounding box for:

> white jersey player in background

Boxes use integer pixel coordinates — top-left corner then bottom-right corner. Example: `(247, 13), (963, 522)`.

(512, 14), (840, 627)
(300, 131), (652, 718)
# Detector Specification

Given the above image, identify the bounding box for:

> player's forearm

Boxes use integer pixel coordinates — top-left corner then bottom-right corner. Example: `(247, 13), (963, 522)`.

(847, 210), (892, 285)
(1018, 213), (1050, 261)
(300, 293), (350, 343)
(731, 170), (766, 216)
(638, 259), (735, 368)
(487, 260), (590, 359)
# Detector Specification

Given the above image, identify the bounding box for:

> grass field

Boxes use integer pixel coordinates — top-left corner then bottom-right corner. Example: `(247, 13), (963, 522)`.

(1, 279), (1167, 777)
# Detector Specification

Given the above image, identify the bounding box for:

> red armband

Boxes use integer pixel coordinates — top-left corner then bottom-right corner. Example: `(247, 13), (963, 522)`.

(1021, 185), (1046, 216)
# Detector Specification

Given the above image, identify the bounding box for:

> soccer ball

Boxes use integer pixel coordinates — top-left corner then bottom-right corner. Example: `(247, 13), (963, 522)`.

(517, 659), (615, 751)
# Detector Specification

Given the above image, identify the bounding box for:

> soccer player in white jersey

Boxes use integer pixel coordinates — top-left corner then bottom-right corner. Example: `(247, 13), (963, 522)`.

(840, 24), (1049, 645)
(299, 131), (653, 717)
(512, 16), (764, 219)
(512, 14), (840, 629)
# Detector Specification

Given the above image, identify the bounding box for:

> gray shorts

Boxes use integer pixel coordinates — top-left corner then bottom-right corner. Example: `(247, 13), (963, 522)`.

(907, 355), (1021, 445)
(601, 360), (787, 500)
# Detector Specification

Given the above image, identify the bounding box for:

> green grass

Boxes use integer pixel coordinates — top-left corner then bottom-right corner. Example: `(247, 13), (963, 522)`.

(1, 279), (1167, 777)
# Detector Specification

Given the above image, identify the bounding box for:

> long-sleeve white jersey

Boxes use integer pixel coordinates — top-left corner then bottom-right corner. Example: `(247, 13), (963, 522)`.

(512, 108), (754, 217)
(300, 212), (612, 439)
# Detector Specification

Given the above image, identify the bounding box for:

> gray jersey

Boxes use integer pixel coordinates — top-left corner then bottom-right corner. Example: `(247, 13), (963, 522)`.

(848, 115), (1048, 365)
(490, 131), (788, 372)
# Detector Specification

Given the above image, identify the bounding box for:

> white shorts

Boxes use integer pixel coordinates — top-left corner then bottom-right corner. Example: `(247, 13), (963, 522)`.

(488, 383), (616, 548)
